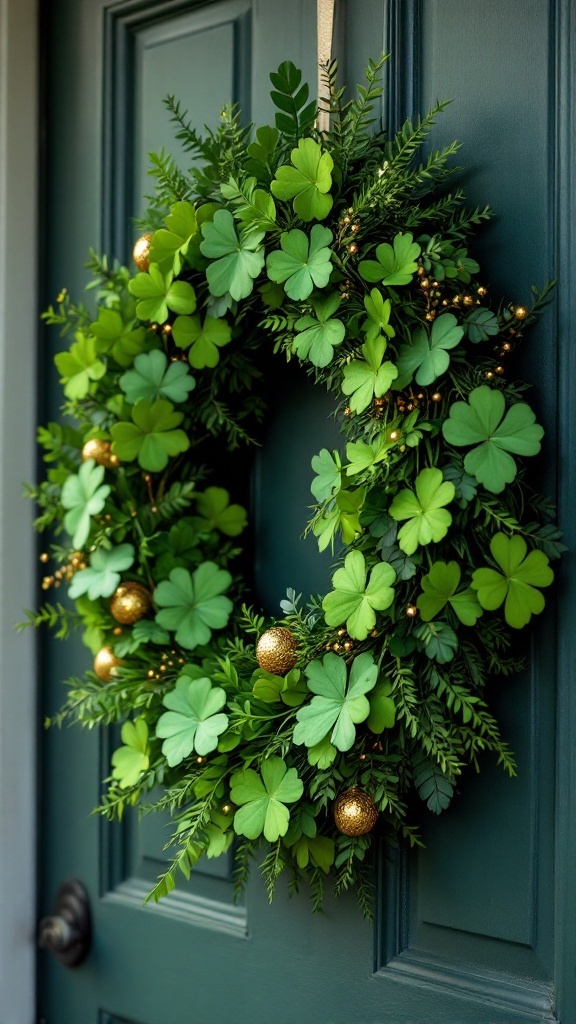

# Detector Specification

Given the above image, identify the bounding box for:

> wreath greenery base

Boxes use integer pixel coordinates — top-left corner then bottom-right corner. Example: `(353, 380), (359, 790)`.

(25, 55), (561, 916)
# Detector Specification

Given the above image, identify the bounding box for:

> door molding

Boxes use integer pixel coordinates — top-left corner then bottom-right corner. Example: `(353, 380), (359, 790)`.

(0, 0), (38, 1020)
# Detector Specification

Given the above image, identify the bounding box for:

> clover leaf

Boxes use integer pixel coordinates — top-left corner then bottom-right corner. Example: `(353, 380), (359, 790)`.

(307, 735), (337, 768)
(310, 448), (342, 503)
(293, 651), (377, 751)
(172, 313), (232, 369)
(362, 289), (396, 342)
(471, 533), (554, 628)
(312, 487), (364, 552)
(271, 138), (334, 221)
(342, 335), (399, 413)
(252, 668), (308, 708)
(153, 519), (201, 580)
(389, 468), (455, 555)
(154, 563), (233, 649)
(367, 678), (396, 733)
(111, 398), (189, 471)
(68, 543), (135, 600)
(266, 225), (333, 300)
(200, 209), (265, 300)
(416, 560), (482, 625)
(111, 718), (150, 788)
(128, 264), (197, 324)
(119, 350), (195, 405)
(293, 293), (345, 367)
(61, 459), (111, 549)
(442, 386), (544, 494)
(156, 676), (228, 766)
(195, 487), (248, 537)
(149, 200), (197, 273)
(292, 835), (335, 873)
(230, 756), (303, 842)
(415, 621), (459, 663)
(322, 550), (395, 640)
(54, 333), (106, 399)
(395, 314), (464, 388)
(90, 309), (148, 368)
(358, 232), (421, 286)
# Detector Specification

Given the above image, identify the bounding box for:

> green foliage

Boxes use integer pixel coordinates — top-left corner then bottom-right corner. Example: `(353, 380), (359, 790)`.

(69, 543), (135, 600)
(395, 313), (463, 387)
(111, 398), (189, 471)
(61, 460), (110, 549)
(128, 265), (197, 324)
(358, 233), (421, 286)
(54, 333), (106, 399)
(417, 561), (482, 626)
(195, 487), (248, 537)
(271, 138), (333, 221)
(119, 350), (195, 404)
(269, 61), (317, 141)
(200, 209), (265, 300)
(342, 335), (398, 412)
(322, 550), (395, 639)
(389, 469), (455, 555)
(471, 533), (554, 628)
(172, 313), (232, 369)
(266, 225), (333, 300)
(231, 757), (303, 841)
(294, 652), (378, 751)
(149, 200), (197, 273)
(111, 718), (150, 788)
(293, 293), (345, 367)
(156, 676), (228, 765)
(90, 308), (148, 368)
(154, 563), (233, 649)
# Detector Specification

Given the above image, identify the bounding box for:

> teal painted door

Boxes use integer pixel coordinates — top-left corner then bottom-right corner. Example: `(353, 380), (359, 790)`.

(39, 2), (568, 1022)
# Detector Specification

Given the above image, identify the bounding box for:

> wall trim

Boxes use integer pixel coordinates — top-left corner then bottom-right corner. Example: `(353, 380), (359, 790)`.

(0, 0), (38, 1020)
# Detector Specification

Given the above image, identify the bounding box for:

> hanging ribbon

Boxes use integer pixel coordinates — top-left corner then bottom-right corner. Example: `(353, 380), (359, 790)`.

(316, 0), (335, 133)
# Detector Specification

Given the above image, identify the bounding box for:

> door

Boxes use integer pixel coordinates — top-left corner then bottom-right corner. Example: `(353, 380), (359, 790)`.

(39, 1), (570, 1022)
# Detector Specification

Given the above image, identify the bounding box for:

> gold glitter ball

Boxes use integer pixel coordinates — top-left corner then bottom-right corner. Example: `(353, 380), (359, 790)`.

(256, 627), (298, 675)
(133, 232), (153, 272)
(514, 305), (528, 320)
(110, 582), (152, 625)
(333, 787), (379, 836)
(93, 647), (120, 683)
(82, 438), (119, 469)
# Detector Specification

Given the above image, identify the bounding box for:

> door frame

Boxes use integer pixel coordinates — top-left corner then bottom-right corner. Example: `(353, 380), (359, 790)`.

(0, 0), (38, 1019)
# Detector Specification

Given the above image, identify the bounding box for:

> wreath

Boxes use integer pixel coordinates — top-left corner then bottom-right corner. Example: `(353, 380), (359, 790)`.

(27, 56), (562, 915)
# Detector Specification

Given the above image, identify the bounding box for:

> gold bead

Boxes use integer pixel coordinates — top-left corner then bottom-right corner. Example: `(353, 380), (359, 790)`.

(496, 365), (505, 375)
(417, 393), (424, 400)
(162, 323), (172, 334)
(82, 438), (119, 469)
(463, 295), (474, 306)
(332, 643), (342, 652)
(256, 627), (298, 675)
(337, 628), (347, 636)
(133, 232), (153, 272)
(110, 582), (152, 625)
(351, 223), (360, 234)
(341, 215), (351, 226)
(196, 756), (207, 765)
(221, 803), (232, 815)
(477, 286), (488, 297)
(485, 371), (495, 380)
(39, 552), (49, 564)
(347, 242), (358, 254)
(420, 278), (429, 288)
(442, 299), (449, 306)
(431, 392), (442, 402)
(502, 342), (512, 352)
(112, 626), (123, 636)
(333, 787), (379, 836)
(358, 753), (366, 761)
(514, 305), (528, 320)
(93, 647), (120, 683)
(406, 605), (418, 618)
(389, 430), (400, 441)
(425, 312), (435, 321)
(147, 670), (155, 679)
(344, 641), (353, 651)
(452, 296), (461, 305)
(151, 506), (158, 514)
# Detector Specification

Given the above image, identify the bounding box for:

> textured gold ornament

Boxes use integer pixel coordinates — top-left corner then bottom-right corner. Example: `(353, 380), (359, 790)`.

(82, 438), (119, 469)
(133, 232), (153, 272)
(110, 582), (152, 625)
(93, 647), (120, 682)
(333, 787), (379, 836)
(256, 627), (298, 674)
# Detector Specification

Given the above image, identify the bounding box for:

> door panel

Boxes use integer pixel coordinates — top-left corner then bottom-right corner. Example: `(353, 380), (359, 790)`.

(40, 1), (562, 1022)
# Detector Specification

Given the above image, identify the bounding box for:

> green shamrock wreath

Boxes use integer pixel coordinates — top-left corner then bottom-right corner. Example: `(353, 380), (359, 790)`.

(25, 56), (562, 915)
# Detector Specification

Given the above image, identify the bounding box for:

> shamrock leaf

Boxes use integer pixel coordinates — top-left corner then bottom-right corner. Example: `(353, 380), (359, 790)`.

(464, 307), (500, 343)
(54, 333), (106, 399)
(266, 225), (333, 300)
(367, 678), (396, 733)
(306, 734), (337, 768)
(416, 561), (482, 625)
(271, 138), (333, 221)
(111, 718), (150, 788)
(128, 264), (197, 324)
(111, 398), (189, 472)
(149, 200), (197, 273)
(90, 309), (148, 368)
(230, 756), (303, 841)
(342, 335), (398, 413)
(68, 543), (135, 600)
(442, 386), (544, 494)
(362, 289), (396, 342)
(389, 468), (455, 555)
(358, 232), (421, 286)
(195, 487), (247, 537)
(310, 448), (342, 503)
(119, 350), (195, 405)
(322, 550), (395, 640)
(345, 433), (395, 476)
(153, 519), (201, 580)
(312, 487), (364, 552)
(395, 314), (464, 388)
(293, 293), (345, 367)
(471, 533), (554, 628)
(252, 668), (308, 708)
(61, 459), (111, 549)
(415, 621), (459, 663)
(154, 563), (233, 649)
(200, 209), (265, 300)
(293, 651), (377, 751)
(292, 835), (335, 874)
(156, 676), (228, 766)
(172, 313), (232, 369)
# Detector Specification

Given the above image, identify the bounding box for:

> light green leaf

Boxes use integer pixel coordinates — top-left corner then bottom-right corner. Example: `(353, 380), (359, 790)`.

(395, 314), (464, 388)
(415, 621), (459, 663)
(90, 308), (148, 368)
(367, 678), (396, 733)
(200, 209), (265, 300)
(322, 550), (395, 640)
(172, 313), (232, 369)
(271, 138), (333, 220)
(442, 386), (544, 494)
(230, 756), (303, 841)
(111, 718), (150, 788)
(293, 293), (345, 367)
(293, 834), (335, 873)
(471, 533), (554, 628)
(389, 468), (455, 555)
(312, 487), (364, 552)
(154, 563), (233, 649)
(306, 734), (337, 768)
(342, 335), (398, 413)
(362, 289), (396, 342)
(119, 350), (195, 404)
(310, 448), (342, 503)
(68, 543), (135, 600)
(128, 264), (197, 324)
(156, 675), (228, 766)
(293, 651), (378, 751)
(358, 232), (421, 286)
(54, 333), (106, 399)
(266, 225), (333, 300)
(61, 459), (110, 549)
(111, 398), (189, 471)
(195, 487), (247, 537)
(149, 200), (197, 273)
(417, 561), (483, 625)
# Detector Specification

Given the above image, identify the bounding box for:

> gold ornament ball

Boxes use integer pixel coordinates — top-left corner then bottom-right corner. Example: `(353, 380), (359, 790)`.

(514, 305), (528, 320)
(333, 787), (379, 836)
(94, 647), (120, 683)
(256, 627), (298, 675)
(431, 392), (443, 403)
(406, 604), (418, 618)
(82, 438), (119, 469)
(110, 582), (152, 625)
(133, 232), (153, 272)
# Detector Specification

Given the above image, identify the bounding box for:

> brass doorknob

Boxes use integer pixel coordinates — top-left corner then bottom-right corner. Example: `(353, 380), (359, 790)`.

(38, 878), (91, 967)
